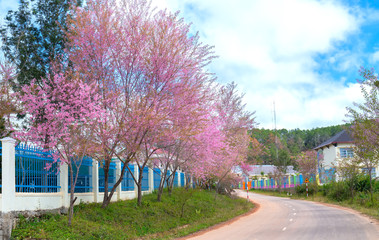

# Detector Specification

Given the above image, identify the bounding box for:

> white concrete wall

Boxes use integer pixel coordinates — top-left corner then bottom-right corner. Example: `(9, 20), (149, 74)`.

(12, 193), (62, 211)
(321, 145), (337, 169)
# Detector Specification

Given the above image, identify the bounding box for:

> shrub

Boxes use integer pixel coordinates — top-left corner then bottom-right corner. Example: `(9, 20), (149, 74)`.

(327, 181), (350, 202)
(295, 183), (317, 196)
(355, 174), (371, 193)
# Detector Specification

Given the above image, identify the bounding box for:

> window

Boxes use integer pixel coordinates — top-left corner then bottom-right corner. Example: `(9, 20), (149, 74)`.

(340, 148), (354, 158)
(362, 168), (376, 178)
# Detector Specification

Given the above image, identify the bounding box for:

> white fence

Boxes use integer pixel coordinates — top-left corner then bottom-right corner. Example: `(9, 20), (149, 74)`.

(0, 137), (187, 213)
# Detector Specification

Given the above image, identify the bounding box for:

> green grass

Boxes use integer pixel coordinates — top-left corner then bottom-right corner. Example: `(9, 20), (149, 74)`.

(251, 188), (379, 220)
(12, 188), (253, 239)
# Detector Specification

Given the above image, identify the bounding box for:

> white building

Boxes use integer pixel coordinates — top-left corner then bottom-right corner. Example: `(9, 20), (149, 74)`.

(314, 130), (378, 183)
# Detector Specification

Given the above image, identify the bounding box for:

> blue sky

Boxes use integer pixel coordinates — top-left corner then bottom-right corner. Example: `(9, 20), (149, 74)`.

(1, 0), (379, 130)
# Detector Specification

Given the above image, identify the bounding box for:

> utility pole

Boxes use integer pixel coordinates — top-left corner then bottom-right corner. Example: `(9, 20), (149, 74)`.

(273, 101), (278, 163)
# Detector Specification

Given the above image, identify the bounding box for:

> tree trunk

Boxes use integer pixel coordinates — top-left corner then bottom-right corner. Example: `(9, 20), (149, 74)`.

(185, 176), (191, 190)
(101, 162), (110, 208)
(157, 174), (166, 202)
(68, 165), (74, 226)
(369, 170), (373, 204)
(137, 171), (143, 206)
(167, 176), (173, 195)
(101, 163), (128, 208)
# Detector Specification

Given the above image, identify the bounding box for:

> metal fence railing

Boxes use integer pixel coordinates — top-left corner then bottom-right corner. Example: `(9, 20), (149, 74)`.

(180, 172), (185, 187)
(99, 161), (116, 192)
(121, 163), (134, 191)
(69, 157), (93, 193)
(153, 168), (161, 189)
(173, 172), (178, 187)
(141, 167), (149, 191)
(15, 143), (60, 193)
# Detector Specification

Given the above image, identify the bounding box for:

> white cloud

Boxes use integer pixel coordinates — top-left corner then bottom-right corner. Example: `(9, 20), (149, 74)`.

(371, 51), (379, 63)
(152, 0), (365, 129)
(0, 0), (368, 130)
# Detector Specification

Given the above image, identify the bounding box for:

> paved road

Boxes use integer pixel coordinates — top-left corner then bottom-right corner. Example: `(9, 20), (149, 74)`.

(185, 190), (379, 240)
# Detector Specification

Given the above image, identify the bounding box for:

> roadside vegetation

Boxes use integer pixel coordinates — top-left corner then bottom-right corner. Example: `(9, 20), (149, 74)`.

(251, 176), (379, 220)
(12, 188), (253, 239)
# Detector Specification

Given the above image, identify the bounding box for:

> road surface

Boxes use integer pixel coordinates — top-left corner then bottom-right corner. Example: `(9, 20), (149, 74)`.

(184, 190), (379, 240)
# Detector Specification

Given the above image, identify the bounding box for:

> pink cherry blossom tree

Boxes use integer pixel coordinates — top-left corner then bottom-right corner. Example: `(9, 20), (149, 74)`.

(295, 150), (317, 179)
(65, 0), (216, 207)
(16, 69), (105, 226)
(209, 82), (256, 194)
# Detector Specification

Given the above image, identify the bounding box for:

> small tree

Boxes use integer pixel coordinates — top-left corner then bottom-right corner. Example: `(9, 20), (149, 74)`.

(0, 62), (18, 137)
(335, 156), (360, 201)
(346, 67), (379, 204)
(17, 71), (104, 226)
(295, 150), (317, 180)
(271, 166), (285, 193)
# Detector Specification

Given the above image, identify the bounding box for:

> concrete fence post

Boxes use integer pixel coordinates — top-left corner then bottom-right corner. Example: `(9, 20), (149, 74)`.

(134, 164), (138, 198)
(177, 171), (181, 187)
(59, 164), (69, 209)
(116, 160), (122, 200)
(148, 167), (154, 193)
(92, 160), (99, 203)
(1, 137), (16, 213)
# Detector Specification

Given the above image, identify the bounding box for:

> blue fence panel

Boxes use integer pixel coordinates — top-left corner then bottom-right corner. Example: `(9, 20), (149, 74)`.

(153, 168), (161, 189)
(291, 175), (295, 187)
(180, 172), (185, 187)
(299, 174), (303, 185)
(141, 167), (149, 191)
(173, 172), (179, 187)
(121, 164), (134, 191)
(99, 161), (116, 192)
(166, 170), (170, 187)
(15, 144), (60, 193)
(69, 157), (93, 193)
(260, 179), (264, 189)
(283, 176), (288, 188)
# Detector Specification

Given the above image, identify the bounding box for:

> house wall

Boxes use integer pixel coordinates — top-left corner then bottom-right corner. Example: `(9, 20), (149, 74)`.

(321, 145), (337, 169)
(321, 143), (355, 168)
(335, 143), (355, 163)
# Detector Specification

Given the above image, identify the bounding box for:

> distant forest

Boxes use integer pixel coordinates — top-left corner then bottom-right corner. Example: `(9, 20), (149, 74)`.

(248, 124), (349, 167)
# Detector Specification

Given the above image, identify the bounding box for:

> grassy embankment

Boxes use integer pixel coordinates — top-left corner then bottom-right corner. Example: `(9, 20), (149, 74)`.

(12, 188), (253, 239)
(251, 186), (379, 220)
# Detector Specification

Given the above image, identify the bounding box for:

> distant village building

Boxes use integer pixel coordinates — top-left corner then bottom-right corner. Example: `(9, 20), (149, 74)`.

(314, 130), (378, 183)
(235, 165), (298, 180)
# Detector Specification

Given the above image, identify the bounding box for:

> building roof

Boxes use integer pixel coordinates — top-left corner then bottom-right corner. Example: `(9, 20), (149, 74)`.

(314, 130), (354, 150)
(248, 165), (297, 175)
